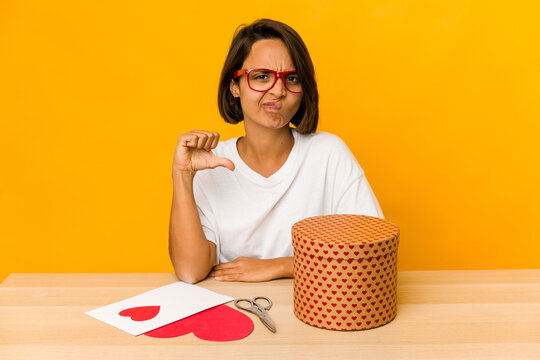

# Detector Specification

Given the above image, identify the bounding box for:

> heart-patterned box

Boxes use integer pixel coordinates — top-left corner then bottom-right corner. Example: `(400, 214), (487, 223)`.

(292, 214), (400, 331)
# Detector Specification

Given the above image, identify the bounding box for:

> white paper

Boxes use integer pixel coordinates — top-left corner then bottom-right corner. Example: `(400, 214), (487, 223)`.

(85, 281), (233, 336)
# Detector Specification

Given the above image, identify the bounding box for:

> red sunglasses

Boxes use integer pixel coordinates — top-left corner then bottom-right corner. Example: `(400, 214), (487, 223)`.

(233, 68), (303, 93)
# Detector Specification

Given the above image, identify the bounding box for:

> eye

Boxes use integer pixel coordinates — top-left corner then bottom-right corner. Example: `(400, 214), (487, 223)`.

(250, 70), (273, 82)
(286, 74), (299, 83)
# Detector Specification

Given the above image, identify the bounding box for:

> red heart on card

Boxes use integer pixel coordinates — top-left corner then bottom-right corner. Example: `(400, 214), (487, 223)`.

(119, 306), (160, 321)
(144, 304), (254, 342)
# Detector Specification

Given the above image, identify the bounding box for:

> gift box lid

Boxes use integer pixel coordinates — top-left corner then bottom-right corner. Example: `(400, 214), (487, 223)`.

(292, 214), (400, 259)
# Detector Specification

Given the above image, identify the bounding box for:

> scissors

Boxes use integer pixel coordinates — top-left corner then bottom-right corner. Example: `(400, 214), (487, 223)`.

(234, 296), (276, 333)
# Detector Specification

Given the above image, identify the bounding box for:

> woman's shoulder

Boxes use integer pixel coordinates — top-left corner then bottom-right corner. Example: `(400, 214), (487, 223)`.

(295, 129), (350, 153)
(294, 129), (361, 171)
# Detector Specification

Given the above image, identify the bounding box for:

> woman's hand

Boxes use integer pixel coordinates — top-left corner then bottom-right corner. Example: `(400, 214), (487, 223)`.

(208, 257), (293, 282)
(173, 130), (235, 174)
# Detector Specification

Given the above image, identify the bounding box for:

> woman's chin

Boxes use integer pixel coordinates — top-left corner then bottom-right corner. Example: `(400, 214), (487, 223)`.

(262, 114), (290, 129)
(244, 112), (291, 130)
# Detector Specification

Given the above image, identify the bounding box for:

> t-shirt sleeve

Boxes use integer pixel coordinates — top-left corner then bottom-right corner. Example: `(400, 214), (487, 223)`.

(192, 176), (220, 264)
(334, 176), (385, 219)
(327, 136), (385, 219)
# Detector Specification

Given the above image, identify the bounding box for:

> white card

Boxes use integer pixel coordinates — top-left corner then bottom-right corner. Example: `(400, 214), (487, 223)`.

(85, 281), (233, 336)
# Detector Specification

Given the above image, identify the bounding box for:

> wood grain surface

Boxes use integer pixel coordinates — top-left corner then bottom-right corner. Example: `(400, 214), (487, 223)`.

(1, 270), (539, 359)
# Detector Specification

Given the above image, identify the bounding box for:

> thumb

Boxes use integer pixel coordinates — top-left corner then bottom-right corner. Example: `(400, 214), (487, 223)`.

(210, 156), (235, 171)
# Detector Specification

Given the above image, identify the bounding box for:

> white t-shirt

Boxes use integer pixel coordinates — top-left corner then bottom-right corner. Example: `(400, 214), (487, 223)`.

(193, 128), (384, 264)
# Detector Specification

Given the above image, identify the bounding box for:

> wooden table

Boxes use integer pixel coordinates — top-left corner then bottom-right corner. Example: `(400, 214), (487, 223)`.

(1, 270), (539, 359)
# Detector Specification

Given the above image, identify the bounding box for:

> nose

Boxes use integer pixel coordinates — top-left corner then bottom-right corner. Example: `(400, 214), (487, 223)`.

(268, 75), (287, 97)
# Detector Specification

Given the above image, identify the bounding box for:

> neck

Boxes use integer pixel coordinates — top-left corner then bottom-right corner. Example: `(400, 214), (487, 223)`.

(237, 123), (294, 165)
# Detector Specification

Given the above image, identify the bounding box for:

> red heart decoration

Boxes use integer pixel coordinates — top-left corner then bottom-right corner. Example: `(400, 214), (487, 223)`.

(144, 304), (254, 342)
(119, 306), (160, 321)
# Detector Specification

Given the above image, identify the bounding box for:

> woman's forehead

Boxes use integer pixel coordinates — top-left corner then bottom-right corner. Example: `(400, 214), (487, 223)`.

(242, 39), (295, 70)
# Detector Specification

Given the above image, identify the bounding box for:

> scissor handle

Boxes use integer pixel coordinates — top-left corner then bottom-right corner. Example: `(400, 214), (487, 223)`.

(234, 298), (254, 311)
(234, 297), (272, 312)
(252, 296), (272, 311)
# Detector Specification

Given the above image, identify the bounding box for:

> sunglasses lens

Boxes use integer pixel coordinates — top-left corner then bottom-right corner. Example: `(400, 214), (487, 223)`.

(248, 70), (275, 91)
(248, 70), (302, 93)
(283, 72), (301, 93)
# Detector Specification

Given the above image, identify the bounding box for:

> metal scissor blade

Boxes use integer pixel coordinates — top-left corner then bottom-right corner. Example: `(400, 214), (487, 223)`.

(258, 313), (276, 333)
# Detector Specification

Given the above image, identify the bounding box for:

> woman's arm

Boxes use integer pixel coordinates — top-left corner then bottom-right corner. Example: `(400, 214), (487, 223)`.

(209, 256), (293, 282)
(168, 130), (234, 284)
(169, 170), (216, 284)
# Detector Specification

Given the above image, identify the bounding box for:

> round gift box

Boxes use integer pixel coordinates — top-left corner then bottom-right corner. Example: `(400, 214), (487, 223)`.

(292, 214), (400, 331)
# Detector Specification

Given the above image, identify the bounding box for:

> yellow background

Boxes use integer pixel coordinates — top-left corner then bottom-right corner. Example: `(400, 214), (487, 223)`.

(1, 1), (539, 282)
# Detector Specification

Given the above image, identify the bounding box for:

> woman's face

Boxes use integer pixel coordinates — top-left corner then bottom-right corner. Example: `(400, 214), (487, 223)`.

(230, 39), (303, 131)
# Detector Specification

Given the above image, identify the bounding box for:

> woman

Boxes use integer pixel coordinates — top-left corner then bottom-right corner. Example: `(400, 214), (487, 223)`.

(169, 19), (384, 284)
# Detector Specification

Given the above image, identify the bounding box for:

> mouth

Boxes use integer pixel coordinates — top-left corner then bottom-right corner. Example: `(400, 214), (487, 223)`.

(262, 102), (281, 110)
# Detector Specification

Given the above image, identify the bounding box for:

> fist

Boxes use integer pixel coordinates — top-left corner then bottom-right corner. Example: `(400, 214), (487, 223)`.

(173, 130), (235, 173)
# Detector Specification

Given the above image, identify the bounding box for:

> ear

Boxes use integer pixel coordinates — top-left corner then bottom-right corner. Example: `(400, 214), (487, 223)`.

(229, 79), (240, 98)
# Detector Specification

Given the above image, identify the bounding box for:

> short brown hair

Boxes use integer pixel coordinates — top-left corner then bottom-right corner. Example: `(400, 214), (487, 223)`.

(218, 19), (318, 134)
